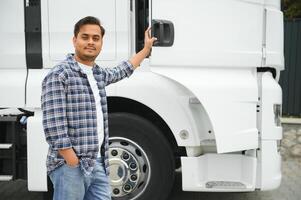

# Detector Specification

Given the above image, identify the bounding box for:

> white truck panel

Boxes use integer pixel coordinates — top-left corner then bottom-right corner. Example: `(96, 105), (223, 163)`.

(257, 140), (282, 190)
(41, 0), (132, 69)
(0, 69), (26, 107)
(150, 0), (264, 68)
(27, 110), (48, 191)
(26, 69), (49, 108)
(0, 0), (26, 69)
(149, 67), (259, 153)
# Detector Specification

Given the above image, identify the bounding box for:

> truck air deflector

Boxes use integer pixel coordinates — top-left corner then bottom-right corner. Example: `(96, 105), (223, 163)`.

(263, 8), (284, 70)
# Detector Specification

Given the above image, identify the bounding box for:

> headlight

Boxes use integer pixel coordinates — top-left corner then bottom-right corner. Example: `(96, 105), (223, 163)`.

(273, 104), (282, 127)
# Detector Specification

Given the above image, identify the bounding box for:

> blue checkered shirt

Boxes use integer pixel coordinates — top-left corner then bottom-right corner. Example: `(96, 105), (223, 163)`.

(41, 54), (134, 176)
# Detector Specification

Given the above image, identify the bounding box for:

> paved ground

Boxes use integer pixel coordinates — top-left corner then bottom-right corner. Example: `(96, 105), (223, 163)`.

(0, 158), (301, 200)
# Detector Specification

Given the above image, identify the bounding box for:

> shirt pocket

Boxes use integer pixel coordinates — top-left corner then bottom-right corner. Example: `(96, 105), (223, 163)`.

(66, 85), (91, 116)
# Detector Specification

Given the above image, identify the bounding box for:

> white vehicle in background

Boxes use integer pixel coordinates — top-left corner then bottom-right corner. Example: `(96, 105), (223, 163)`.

(0, 0), (283, 199)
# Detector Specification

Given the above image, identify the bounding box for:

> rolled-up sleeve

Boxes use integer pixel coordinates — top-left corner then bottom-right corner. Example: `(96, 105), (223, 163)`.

(41, 73), (72, 150)
(102, 60), (134, 86)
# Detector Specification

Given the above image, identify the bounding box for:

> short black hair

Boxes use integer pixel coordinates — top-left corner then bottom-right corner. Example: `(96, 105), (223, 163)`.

(74, 16), (105, 37)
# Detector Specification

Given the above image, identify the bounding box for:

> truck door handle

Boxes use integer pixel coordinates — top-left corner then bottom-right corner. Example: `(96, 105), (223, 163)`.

(151, 19), (174, 47)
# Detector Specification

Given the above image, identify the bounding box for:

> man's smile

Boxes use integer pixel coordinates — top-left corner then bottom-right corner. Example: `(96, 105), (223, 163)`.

(85, 47), (96, 50)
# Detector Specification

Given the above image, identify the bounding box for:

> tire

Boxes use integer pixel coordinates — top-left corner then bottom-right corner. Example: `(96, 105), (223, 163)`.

(108, 112), (175, 200)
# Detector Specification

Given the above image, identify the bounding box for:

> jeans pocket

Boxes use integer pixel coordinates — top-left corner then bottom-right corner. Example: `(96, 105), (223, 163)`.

(64, 162), (80, 169)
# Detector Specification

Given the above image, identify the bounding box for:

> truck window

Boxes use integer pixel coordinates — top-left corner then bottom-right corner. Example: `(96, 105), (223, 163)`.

(135, 0), (149, 53)
(43, 0), (116, 67)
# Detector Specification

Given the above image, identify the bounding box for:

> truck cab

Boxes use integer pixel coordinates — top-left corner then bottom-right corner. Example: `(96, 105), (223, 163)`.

(0, 0), (283, 199)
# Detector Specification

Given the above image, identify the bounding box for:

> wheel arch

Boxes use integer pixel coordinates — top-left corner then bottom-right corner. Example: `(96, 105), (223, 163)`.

(107, 96), (186, 167)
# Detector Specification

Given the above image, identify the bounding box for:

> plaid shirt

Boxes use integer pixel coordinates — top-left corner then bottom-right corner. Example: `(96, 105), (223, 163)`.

(41, 54), (134, 176)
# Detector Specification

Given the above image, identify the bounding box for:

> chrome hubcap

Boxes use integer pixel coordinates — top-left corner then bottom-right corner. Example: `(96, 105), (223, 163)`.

(109, 137), (151, 199)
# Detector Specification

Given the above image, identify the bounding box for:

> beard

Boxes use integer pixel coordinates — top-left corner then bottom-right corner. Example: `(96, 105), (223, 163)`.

(75, 49), (98, 62)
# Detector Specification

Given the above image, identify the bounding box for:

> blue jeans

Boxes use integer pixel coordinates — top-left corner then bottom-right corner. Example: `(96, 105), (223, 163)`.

(49, 158), (111, 200)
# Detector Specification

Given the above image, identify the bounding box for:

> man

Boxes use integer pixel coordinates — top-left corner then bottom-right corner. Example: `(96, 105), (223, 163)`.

(41, 16), (156, 200)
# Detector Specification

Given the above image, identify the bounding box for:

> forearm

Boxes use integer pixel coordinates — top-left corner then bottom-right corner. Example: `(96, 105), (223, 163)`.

(129, 47), (150, 69)
(58, 148), (79, 166)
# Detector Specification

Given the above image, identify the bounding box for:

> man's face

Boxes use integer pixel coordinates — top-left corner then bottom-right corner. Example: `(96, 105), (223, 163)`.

(73, 24), (103, 62)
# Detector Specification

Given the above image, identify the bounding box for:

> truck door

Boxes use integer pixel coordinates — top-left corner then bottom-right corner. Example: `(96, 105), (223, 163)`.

(149, 0), (265, 153)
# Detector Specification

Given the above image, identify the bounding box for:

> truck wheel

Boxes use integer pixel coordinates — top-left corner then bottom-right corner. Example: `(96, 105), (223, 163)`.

(108, 112), (175, 200)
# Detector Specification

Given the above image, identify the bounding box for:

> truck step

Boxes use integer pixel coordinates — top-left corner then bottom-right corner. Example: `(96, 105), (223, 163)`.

(181, 153), (256, 191)
(0, 175), (13, 181)
(0, 144), (13, 149)
(206, 181), (246, 189)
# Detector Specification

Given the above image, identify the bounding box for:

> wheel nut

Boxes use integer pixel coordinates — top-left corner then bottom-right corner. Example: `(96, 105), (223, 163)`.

(130, 174), (137, 181)
(111, 150), (118, 156)
(122, 152), (129, 160)
(129, 163), (137, 170)
(123, 184), (132, 192)
(113, 188), (120, 195)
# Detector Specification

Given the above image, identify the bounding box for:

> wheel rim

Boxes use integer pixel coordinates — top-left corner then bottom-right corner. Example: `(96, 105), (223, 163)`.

(109, 137), (151, 199)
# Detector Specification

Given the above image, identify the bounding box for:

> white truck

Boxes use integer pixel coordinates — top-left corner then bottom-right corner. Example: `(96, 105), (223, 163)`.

(0, 0), (284, 199)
